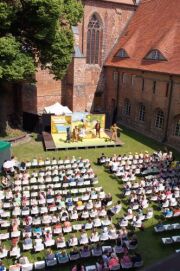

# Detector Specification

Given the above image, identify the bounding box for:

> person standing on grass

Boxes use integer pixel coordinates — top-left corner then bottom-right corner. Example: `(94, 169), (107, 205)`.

(111, 123), (121, 141)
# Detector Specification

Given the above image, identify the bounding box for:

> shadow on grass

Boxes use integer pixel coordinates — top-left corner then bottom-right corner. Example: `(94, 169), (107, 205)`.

(121, 126), (180, 160)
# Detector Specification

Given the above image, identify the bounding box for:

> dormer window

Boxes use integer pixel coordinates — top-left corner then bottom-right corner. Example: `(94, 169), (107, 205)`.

(116, 48), (129, 58)
(145, 50), (166, 61)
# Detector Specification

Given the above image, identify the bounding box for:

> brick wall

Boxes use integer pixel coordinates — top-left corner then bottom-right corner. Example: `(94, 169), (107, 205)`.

(105, 67), (180, 150)
(22, 68), (62, 115)
(20, 0), (135, 116)
(35, 69), (62, 114)
(64, 0), (136, 113)
(167, 76), (180, 150)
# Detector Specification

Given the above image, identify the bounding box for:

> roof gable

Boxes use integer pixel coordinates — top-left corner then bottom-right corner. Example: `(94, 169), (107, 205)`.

(116, 48), (129, 58)
(144, 50), (166, 61)
(105, 0), (180, 75)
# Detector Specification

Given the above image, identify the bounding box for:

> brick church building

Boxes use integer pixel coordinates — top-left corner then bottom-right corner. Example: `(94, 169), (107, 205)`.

(7, 0), (179, 150)
(21, 0), (137, 116)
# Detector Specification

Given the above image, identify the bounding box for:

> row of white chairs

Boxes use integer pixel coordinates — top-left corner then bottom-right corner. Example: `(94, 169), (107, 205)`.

(1, 190), (107, 206)
(8, 244), (143, 271)
(0, 218), (113, 240)
(1, 232), (121, 259)
(11, 180), (98, 191)
(25, 159), (90, 168)
(1, 186), (102, 199)
(0, 207), (111, 225)
(124, 188), (180, 202)
(29, 166), (93, 175)
(162, 236), (180, 244)
(155, 223), (180, 232)
(0, 205), (111, 224)
(13, 176), (96, 185)
(124, 181), (180, 191)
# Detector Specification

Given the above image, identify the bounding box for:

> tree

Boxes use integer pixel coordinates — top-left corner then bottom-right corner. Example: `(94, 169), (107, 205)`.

(0, 0), (83, 135)
(0, 0), (83, 81)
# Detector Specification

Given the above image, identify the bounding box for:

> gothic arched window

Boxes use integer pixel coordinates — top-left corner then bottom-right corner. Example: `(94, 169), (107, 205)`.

(87, 14), (102, 65)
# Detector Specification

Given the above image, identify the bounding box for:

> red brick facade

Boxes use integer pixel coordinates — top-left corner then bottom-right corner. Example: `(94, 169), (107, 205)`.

(105, 0), (180, 151)
(25, 0), (136, 115)
(104, 68), (180, 151)
(22, 69), (62, 114)
(71, 0), (136, 112)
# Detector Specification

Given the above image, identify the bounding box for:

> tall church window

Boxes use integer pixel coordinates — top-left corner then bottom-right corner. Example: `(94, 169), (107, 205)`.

(139, 104), (145, 122)
(124, 98), (131, 116)
(155, 109), (164, 129)
(174, 119), (180, 137)
(87, 14), (102, 65)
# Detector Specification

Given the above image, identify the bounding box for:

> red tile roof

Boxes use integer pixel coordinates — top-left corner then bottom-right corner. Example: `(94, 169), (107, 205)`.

(105, 0), (180, 75)
(100, 0), (137, 5)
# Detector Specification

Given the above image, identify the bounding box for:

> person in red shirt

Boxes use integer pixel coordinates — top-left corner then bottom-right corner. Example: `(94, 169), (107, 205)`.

(95, 121), (101, 138)
(108, 253), (120, 269)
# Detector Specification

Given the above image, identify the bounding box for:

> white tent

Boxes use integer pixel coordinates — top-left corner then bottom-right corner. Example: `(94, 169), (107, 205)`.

(44, 102), (72, 115)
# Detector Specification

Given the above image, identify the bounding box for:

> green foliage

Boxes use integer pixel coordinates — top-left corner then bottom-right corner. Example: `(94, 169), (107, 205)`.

(0, 2), (14, 31)
(64, 0), (84, 25)
(0, 35), (35, 80)
(0, 0), (83, 81)
(40, 27), (74, 79)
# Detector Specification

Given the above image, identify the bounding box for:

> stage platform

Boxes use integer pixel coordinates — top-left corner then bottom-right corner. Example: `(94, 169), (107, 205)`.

(42, 130), (123, 151)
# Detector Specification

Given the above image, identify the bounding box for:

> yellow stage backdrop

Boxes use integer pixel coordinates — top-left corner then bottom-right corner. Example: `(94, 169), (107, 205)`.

(51, 115), (71, 134)
(51, 113), (106, 141)
(86, 114), (105, 130)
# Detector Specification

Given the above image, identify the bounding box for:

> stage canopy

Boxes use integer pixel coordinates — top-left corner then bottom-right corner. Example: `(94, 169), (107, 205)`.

(44, 102), (72, 115)
(0, 141), (11, 172)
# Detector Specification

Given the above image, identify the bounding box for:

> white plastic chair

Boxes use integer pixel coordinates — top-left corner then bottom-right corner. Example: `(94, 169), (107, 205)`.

(21, 264), (34, 271)
(46, 258), (57, 267)
(34, 261), (46, 270)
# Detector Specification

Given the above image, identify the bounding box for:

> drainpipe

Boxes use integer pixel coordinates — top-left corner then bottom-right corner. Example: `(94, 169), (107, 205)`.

(111, 68), (121, 125)
(163, 75), (173, 143)
(116, 69), (120, 120)
(81, 3), (85, 55)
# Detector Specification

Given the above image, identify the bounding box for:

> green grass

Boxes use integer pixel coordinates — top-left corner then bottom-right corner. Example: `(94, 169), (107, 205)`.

(4, 128), (179, 269)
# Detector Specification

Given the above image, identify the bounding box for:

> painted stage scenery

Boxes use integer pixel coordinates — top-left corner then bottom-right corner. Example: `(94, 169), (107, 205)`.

(51, 112), (120, 148)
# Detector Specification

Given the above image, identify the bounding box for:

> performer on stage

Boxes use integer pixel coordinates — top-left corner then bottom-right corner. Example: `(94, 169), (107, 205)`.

(66, 127), (71, 143)
(111, 123), (121, 141)
(79, 125), (86, 141)
(95, 120), (101, 138)
(72, 126), (79, 142)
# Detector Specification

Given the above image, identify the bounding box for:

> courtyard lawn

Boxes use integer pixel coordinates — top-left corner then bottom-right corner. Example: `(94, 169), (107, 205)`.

(8, 127), (180, 270)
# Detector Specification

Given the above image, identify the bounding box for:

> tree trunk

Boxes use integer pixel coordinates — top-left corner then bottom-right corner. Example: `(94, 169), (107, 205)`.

(0, 82), (8, 136)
